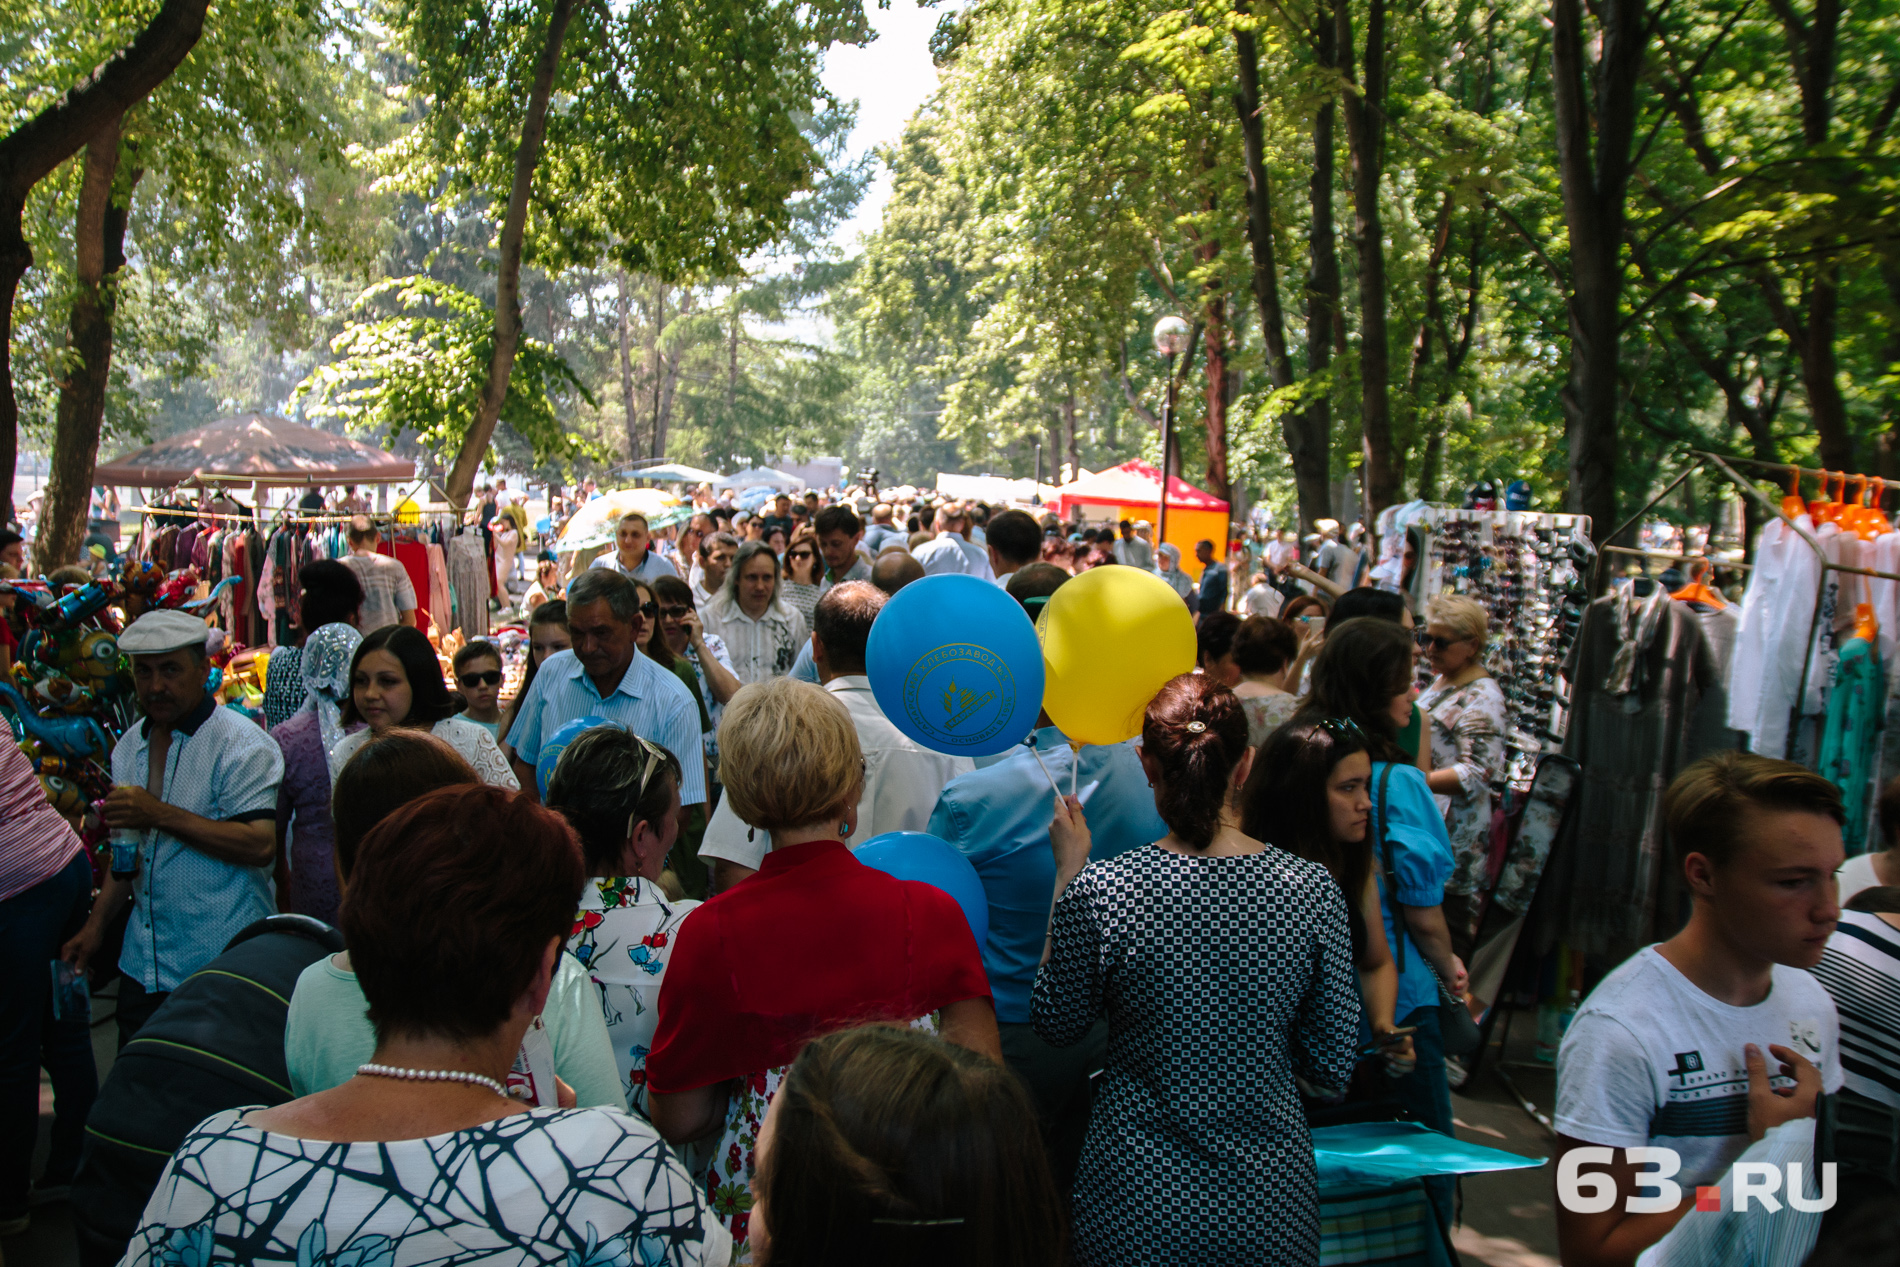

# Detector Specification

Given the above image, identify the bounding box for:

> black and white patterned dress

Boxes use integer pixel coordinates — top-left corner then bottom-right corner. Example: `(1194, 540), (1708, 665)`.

(1033, 844), (1359, 1267)
(121, 1106), (730, 1266)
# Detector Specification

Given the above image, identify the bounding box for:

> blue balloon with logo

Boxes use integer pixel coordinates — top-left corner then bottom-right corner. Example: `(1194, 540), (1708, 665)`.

(866, 573), (1043, 758)
(536, 715), (616, 797)
(851, 831), (989, 947)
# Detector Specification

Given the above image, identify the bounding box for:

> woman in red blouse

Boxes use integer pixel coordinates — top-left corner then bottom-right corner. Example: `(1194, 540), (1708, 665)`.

(646, 677), (998, 1257)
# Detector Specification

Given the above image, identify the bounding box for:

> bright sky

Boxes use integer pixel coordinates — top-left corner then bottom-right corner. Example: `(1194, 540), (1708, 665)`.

(821, 0), (951, 251)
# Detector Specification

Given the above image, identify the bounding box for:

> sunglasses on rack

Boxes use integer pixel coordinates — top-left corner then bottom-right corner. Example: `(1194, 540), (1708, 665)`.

(458, 669), (503, 688)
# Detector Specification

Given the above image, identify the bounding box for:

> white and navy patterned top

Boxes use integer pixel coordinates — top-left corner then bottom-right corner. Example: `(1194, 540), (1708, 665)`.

(507, 650), (706, 805)
(1810, 909), (1900, 1109)
(122, 1106), (732, 1266)
(111, 696), (284, 993)
(1033, 844), (1360, 1267)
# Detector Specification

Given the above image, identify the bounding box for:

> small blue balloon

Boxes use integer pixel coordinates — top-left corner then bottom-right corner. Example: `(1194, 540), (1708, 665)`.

(866, 573), (1044, 758)
(851, 831), (989, 948)
(537, 715), (616, 797)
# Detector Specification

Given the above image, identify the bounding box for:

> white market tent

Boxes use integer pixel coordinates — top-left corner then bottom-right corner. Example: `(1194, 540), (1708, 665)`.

(634, 462), (721, 484)
(934, 472), (1066, 505)
(712, 466), (807, 492)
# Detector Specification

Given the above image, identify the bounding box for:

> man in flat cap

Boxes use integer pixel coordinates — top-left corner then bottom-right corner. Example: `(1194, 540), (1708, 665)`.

(61, 610), (284, 1047)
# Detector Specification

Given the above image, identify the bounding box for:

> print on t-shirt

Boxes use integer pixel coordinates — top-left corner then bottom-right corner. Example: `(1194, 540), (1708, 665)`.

(1555, 947), (1843, 1188)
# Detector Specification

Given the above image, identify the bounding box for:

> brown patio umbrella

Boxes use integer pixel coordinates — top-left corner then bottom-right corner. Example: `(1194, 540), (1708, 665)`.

(93, 413), (415, 488)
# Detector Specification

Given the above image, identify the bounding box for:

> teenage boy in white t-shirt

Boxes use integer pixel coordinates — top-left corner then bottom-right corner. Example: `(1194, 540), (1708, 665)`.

(1555, 752), (1846, 1267)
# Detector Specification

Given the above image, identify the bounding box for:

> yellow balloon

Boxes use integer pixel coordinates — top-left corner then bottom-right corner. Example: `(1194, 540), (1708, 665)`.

(1038, 566), (1197, 745)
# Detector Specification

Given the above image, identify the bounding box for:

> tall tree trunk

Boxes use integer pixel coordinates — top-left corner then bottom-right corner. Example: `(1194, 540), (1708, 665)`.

(726, 307), (739, 416)
(654, 289), (690, 462)
(1294, 0), (1342, 532)
(1062, 381), (1082, 483)
(615, 270), (637, 461)
(1200, 248), (1233, 506)
(1773, 0), (1850, 469)
(1233, 11), (1294, 394)
(39, 118), (137, 568)
(1550, 0), (1647, 544)
(443, 0), (575, 510)
(1339, 0), (1397, 518)
(648, 280), (666, 460)
(0, 0), (209, 527)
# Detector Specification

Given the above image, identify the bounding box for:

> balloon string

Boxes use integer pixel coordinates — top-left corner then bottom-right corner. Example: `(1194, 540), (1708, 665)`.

(1070, 755), (1078, 800)
(1028, 742), (1065, 802)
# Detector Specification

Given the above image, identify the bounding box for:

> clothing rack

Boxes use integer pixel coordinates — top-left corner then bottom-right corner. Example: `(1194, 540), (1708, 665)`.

(1602, 545), (1753, 573)
(1602, 449), (1900, 758)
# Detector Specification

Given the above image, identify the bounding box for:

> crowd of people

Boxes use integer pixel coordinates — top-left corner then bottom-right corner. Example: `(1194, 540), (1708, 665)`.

(3, 478), (1898, 1267)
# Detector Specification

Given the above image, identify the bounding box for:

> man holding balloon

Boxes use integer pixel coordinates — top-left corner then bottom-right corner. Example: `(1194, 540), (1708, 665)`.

(885, 565), (1189, 1192)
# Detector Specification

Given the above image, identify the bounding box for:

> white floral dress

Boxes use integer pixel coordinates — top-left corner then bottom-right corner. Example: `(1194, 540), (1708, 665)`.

(1417, 675), (1507, 899)
(567, 876), (700, 1115)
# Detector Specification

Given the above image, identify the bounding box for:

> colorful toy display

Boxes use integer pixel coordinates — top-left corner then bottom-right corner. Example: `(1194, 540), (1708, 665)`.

(0, 558), (257, 844)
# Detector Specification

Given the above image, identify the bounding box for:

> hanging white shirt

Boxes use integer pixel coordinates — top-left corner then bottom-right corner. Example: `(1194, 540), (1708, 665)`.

(697, 674), (975, 871)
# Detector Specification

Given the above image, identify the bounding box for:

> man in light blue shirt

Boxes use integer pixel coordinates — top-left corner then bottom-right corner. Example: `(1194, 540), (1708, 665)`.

(927, 720), (1166, 1188)
(63, 610), (284, 1047)
(589, 510), (680, 585)
(507, 568), (705, 808)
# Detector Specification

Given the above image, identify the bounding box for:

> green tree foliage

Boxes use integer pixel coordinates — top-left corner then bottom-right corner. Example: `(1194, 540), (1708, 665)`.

(293, 276), (598, 468)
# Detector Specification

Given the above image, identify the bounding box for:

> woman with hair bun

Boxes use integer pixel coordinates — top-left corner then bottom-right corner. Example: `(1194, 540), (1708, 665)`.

(1032, 673), (1359, 1267)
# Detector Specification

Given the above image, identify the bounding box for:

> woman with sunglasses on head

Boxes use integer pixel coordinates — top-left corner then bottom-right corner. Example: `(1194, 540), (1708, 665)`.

(328, 626), (519, 790)
(1288, 617), (1464, 1230)
(547, 727), (698, 1114)
(499, 599), (570, 747)
(779, 527), (822, 628)
(1034, 674), (1359, 1267)
(1416, 595), (1506, 951)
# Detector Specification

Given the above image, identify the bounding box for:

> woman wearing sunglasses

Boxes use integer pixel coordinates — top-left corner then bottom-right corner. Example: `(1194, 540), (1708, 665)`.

(547, 726), (696, 1115)
(779, 527), (822, 628)
(328, 626), (519, 790)
(651, 575), (741, 764)
(1415, 595), (1507, 951)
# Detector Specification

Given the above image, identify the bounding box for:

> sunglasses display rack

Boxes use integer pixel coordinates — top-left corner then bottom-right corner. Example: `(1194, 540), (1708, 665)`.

(1414, 508), (1595, 790)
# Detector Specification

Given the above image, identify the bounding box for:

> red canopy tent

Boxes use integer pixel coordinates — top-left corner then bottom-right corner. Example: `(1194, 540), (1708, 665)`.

(94, 412), (415, 488)
(1054, 460), (1230, 515)
(1055, 461), (1229, 576)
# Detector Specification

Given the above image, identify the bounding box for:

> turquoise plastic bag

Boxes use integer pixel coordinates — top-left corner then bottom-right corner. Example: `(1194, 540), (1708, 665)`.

(1313, 1122), (1545, 1188)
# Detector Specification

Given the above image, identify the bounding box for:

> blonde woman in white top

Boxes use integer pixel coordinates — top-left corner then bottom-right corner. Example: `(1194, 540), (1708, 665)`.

(326, 625), (518, 790)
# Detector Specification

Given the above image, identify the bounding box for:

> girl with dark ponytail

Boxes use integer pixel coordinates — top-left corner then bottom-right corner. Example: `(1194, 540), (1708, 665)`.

(1030, 673), (1361, 1266)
